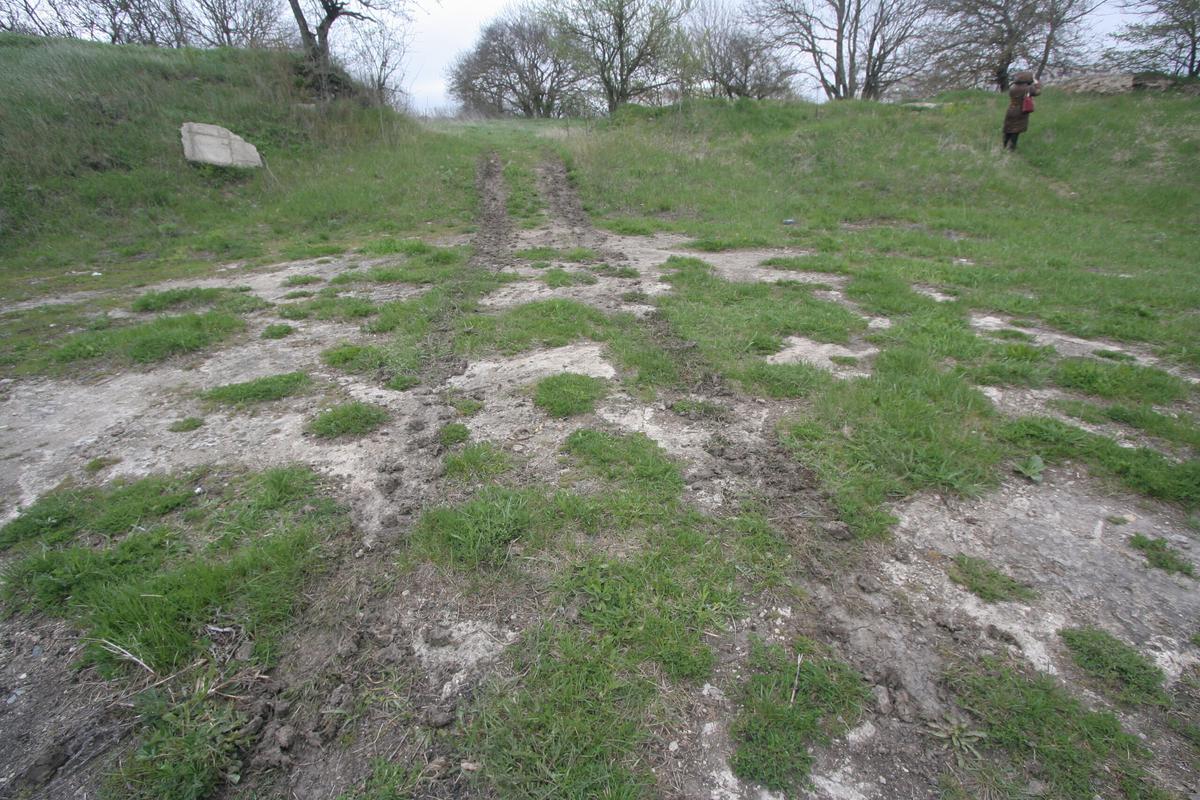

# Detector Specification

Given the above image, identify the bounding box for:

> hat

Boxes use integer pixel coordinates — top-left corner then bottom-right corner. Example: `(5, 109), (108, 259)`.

(1013, 70), (1035, 84)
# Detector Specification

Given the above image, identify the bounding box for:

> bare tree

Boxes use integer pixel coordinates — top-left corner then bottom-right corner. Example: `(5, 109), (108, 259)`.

(1, 0), (75, 34)
(548, 0), (692, 112)
(752, 0), (928, 100)
(1107, 0), (1199, 78)
(449, 8), (586, 116)
(921, 0), (1100, 91)
(345, 17), (408, 105)
(689, 0), (795, 98)
(285, 0), (410, 68)
(191, 0), (285, 46)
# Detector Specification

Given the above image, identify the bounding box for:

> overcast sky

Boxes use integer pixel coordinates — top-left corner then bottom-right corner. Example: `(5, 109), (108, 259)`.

(398, 0), (1135, 113)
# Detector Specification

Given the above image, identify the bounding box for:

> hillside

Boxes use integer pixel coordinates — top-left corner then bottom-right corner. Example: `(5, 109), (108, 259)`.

(1, 36), (1199, 800)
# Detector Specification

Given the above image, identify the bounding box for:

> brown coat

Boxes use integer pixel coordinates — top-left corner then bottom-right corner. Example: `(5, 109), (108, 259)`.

(1003, 82), (1041, 134)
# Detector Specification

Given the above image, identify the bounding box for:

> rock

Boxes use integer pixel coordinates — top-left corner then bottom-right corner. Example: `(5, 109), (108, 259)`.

(18, 741), (68, 789)
(856, 574), (882, 593)
(407, 419), (427, 433)
(426, 624), (453, 647)
(274, 724), (296, 750)
(782, 218), (796, 225)
(871, 685), (893, 715)
(424, 706), (455, 728)
(179, 122), (262, 168)
(820, 520), (854, 541)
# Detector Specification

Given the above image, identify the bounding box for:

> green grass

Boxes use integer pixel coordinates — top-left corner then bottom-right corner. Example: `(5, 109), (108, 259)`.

(541, 267), (598, 288)
(533, 373), (608, 417)
(1129, 533), (1195, 577)
(1055, 400), (1200, 450)
(947, 658), (1168, 800)
(334, 758), (423, 800)
(563, 428), (683, 501)
(438, 422), (470, 446)
(278, 295), (377, 321)
(307, 401), (389, 438)
(414, 487), (542, 568)
(670, 398), (731, 420)
(202, 371), (310, 405)
(947, 554), (1036, 602)
(1052, 358), (1189, 404)
(1060, 628), (1169, 706)
(261, 323), (294, 339)
(730, 637), (867, 793)
(85, 456), (121, 473)
(282, 274), (323, 286)
(168, 417), (204, 432)
(444, 443), (511, 482)
(50, 312), (244, 366)
(131, 287), (265, 314)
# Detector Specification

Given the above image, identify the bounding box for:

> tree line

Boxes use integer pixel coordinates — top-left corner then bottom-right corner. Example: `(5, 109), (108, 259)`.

(2, 0), (1197, 112)
(448, 0), (1200, 117)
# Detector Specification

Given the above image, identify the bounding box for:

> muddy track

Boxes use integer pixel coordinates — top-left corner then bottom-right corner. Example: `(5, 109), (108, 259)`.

(470, 152), (513, 267)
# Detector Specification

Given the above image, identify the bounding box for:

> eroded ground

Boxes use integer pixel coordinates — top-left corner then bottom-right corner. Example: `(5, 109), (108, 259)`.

(1, 154), (1198, 800)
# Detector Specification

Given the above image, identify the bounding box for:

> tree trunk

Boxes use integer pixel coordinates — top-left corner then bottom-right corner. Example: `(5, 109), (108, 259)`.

(285, 0), (317, 56)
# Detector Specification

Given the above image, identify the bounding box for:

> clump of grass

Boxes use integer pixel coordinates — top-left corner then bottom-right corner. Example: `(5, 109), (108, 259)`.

(282, 274), (323, 286)
(307, 402), (389, 438)
(454, 299), (609, 355)
(446, 393), (483, 417)
(359, 238), (433, 256)
(1004, 417), (1200, 507)
(948, 554), (1036, 602)
(1060, 628), (1169, 706)
(85, 456), (121, 474)
(131, 287), (225, 312)
(730, 637), (867, 793)
(168, 417), (204, 432)
(564, 429), (683, 500)
(438, 422), (470, 446)
(533, 373), (608, 417)
(415, 487), (539, 567)
(444, 443), (510, 482)
(670, 398), (730, 420)
(1129, 533), (1194, 577)
(1053, 358), (1188, 404)
(321, 342), (388, 373)
(590, 264), (639, 278)
(0, 474), (195, 549)
(334, 759), (423, 800)
(385, 374), (419, 391)
(947, 658), (1167, 800)
(541, 267), (598, 288)
(52, 312), (244, 365)
(203, 372), (310, 405)
(282, 290), (314, 299)
(992, 328), (1035, 342)
(109, 686), (246, 800)
(278, 296), (377, 321)
(261, 323), (294, 339)
(1094, 349), (1136, 362)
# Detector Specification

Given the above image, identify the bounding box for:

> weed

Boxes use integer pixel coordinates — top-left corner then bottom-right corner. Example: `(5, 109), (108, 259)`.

(925, 716), (988, 767)
(168, 417), (204, 432)
(203, 372), (310, 405)
(1014, 454), (1046, 483)
(730, 637), (867, 793)
(948, 554), (1036, 603)
(52, 312), (244, 365)
(1129, 533), (1195, 577)
(1060, 628), (1169, 706)
(533, 373), (608, 417)
(307, 402), (389, 438)
(438, 422), (470, 446)
(444, 443), (510, 482)
(261, 323), (294, 339)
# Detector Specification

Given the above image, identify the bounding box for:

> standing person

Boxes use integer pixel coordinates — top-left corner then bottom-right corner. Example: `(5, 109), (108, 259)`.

(1003, 71), (1042, 151)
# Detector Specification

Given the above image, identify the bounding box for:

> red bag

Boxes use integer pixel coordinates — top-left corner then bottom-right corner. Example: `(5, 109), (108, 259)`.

(1022, 94), (1035, 113)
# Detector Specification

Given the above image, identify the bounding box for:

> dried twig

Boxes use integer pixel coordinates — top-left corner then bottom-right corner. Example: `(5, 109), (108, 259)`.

(789, 653), (805, 706)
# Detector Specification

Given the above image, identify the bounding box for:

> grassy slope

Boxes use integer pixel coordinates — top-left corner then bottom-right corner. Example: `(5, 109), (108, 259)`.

(564, 94), (1200, 366)
(0, 34), (487, 300)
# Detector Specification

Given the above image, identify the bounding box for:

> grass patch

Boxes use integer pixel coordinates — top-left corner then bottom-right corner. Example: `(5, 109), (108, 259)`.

(948, 554), (1036, 602)
(414, 487), (541, 568)
(446, 393), (483, 417)
(670, 398), (730, 420)
(438, 422), (470, 446)
(533, 373), (608, 417)
(541, 267), (598, 288)
(321, 342), (388, 373)
(444, 443), (510, 482)
(730, 637), (867, 793)
(1060, 628), (1169, 706)
(307, 401), (389, 438)
(282, 274), (323, 286)
(1129, 533), (1195, 577)
(1052, 358), (1189, 404)
(563, 428), (683, 501)
(203, 371), (310, 405)
(1055, 399), (1200, 450)
(1004, 417), (1200, 507)
(168, 417), (204, 432)
(947, 658), (1168, 800)
(85, 456), (121, 474)
(261, 323), (294, 339)
(278, 296), (377, 321)
(130, 287), (265, 314)
(52, 312), (244, 366)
